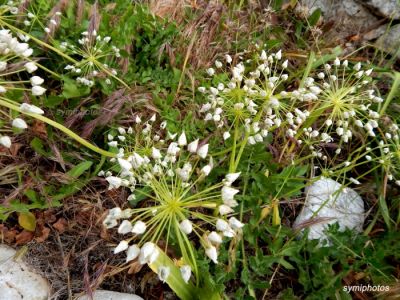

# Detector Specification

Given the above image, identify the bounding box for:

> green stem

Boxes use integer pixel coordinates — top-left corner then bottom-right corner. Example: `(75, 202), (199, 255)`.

(380, 71), (400, 115)
(0, 99), (115, 158)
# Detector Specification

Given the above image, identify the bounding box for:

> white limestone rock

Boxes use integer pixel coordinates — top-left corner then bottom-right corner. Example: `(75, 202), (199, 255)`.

(0, 244), (50, 300)
(293, 177), (365, 242)
(375, 24), (400, 59)
(77, 290), (144, 300)
(356, 0), (400, 19)
(298, 0), (379, 29)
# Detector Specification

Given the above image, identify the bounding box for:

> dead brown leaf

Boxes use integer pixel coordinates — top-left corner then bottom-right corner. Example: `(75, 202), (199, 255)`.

(15, 230), (34, 245)
(53, 218), (68, 233)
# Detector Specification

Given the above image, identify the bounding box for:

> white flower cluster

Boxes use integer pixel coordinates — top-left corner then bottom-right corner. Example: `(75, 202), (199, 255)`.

(198, 50), (391, 166)
(199, 50), (289, 145)
(0, 29), (45, 149)
(100, 117), (245, 282)
(60, 31), (120, 86)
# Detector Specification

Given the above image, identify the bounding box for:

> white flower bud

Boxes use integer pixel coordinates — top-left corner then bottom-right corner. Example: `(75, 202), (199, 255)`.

(0, 136), (11, 148)
(30, 76), (44, 86)
(113, 240), (129, 254)
(225, 172), (240, 184)
(118, 220), (133, 234)
(132, 220), (147, 234)
(201, 165), (212, 176)
(197, 144), (209, 159)
(158, 266), (170, 283)
(229, 217), (244, 230)
(221, 186), (239, 203)
(20, 103), (44, 115)
(208, 231), (223, 244)
(180, 265), (191, 283)
(206, 68), (215, 76)
(218, 205), (234, 215)
(12, 118), (28, 129)
(178, 131), (187, 146)
(32, 85), (46, 96)
(179, 219), (193, 234)
(139, 242), (159, 264)
(216, 219), (229, 231)
(205, 246), (218, 263)
(152, 147), (162, 160)
(126, 244), (140, 262)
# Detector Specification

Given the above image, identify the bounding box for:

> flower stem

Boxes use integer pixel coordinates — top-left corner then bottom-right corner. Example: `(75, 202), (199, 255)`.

(0, 99), (116, 158)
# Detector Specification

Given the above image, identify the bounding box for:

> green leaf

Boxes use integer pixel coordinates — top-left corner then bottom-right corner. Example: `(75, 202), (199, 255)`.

(61, 76), (90, 99)
(18, 212), (36, 231)
(308, 8), (321, 26)
(66, 161), (93, 179)
(30, 137), (49, 157)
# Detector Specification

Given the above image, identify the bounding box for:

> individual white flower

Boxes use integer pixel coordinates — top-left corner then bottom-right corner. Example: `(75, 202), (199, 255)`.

(197, 144), (209, 159)
(103, 215), (118, 229)
(20, 103), (44, 115)
(179, 219), (193, 234)
(131, 152), (144, 168)
(225, 172), (240, 185)
(218, 204), (234, 215)
(223, 131), (231, 140)
(108, 141), (118, 147)
(118, 158), (132, 171)
(229, 217), (244, 230)
(205, 246), (218, 263)
(180, 265), (192, 283)
(139, 242), (159, 264)
(0, 85), (6, 93)
(132, 220), (147, 234)
(158, 266), (170, 283)
(113, 240), (129, 254)
(201, 165), (212, 176)
(0, 61), (6, 72)
(225, 54), (232, 63)
(216, 219), (229, 231)
(167, 142), (180, 156)
(215, 60), (223, 68)
(178, 131), (187, 146)
(12, 118), (28, 129)
(30, 76), (44, 86)
(118, 220), (133, 234)
(188, 139), (199, 153)
(152, 147), (162, 160)
(0, 136), (11, 148)
(206, 68), (215, 76)
(221, 186), (239, 203)
(275, 50), (282, 60)
(31, 85), (46, 96)
(108, 207), (123, 219)
(208, 231), (223, 244)
(126, 244), (140, 262)
(106, 176), (122, 189)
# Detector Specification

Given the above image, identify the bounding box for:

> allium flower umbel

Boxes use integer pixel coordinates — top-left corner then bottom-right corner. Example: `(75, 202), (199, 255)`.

(59, 31), (121, 86)
(199, 49), (291, 146)
(101, 120), (245, 281)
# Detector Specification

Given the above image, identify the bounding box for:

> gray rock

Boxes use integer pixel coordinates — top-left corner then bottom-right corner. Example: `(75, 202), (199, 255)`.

(77, 290), (144, 300)
(0, 244), (50, 300)
(356, 0), (400, 19)
(298, 0), (379, 30)
(293, 177), (365, 242)
(375, 24), (400, 58)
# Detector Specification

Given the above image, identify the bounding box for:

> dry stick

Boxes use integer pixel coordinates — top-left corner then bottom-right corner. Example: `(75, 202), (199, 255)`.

(174, 31), (198, 104)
